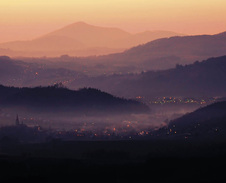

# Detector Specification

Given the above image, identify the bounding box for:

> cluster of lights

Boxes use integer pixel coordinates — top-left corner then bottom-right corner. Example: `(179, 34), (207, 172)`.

(149, 97), (215, 105)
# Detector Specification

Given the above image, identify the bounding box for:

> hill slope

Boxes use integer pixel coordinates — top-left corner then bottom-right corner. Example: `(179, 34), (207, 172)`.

(101, 31), (226, 70)
(0, 56), (84, 87)
(2, 55), (226, 98)
(70, 56), (226, 98)
(45, 22), (131, 48)
(0, 84), (149, 115)
(166, 101), (226, 138)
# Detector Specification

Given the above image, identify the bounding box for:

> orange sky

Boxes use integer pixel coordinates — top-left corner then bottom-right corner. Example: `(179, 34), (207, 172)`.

(0, 0), (226, 43)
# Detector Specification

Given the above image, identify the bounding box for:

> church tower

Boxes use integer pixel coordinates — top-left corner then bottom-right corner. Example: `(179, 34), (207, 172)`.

(15, 114), (20, 126)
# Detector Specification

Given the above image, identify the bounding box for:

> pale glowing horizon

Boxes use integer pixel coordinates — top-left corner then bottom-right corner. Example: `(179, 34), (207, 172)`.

(0, 0), (226, 43)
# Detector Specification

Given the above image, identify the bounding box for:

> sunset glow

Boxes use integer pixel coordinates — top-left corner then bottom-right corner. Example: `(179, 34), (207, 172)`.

(0, 0), (226, 42)
(1, 1), (226, 181)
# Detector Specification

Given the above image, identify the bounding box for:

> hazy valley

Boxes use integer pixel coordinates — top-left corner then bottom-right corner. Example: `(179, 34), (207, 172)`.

(1, 20), (226, 182)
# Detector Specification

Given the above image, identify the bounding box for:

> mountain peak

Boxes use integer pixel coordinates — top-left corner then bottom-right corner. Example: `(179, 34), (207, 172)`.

(65, 21), (128, 33)
(0, 22), (186, 57)
(74, 21), (88, 25)
(62, 21), (95, 30)
(69, 21), (91, 27)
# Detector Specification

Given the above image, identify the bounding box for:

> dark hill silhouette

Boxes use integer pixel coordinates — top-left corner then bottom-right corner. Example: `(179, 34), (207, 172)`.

(70, 56), (226, 98)
(166, 101), (226, 138)
(0, 84), (149, 115)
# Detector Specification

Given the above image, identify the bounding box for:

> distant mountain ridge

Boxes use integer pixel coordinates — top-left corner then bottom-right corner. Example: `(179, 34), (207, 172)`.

(44, 22), (131, 48)
(0, 22), (183, 57)
(1, 55), (226, 99)
(70, 56), (226, 98)
(100, 31), (226, 70)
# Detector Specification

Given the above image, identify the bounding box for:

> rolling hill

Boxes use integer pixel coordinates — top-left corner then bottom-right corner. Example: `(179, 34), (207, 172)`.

(1, 55), (226, 99)
(0, 84), (149, 115)
(44, 22), (131, 48)
(70, 56), (226, 98)
(100, 31), (226, 70)
(166, 101), (226, 139)
(0, 56), (84, 87)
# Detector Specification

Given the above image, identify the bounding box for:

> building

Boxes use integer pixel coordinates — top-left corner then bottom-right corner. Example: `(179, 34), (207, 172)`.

(15, 114), (25, 126)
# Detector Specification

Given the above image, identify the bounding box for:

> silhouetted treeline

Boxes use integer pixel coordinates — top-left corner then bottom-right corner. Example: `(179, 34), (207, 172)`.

(0, 84), (149, 115)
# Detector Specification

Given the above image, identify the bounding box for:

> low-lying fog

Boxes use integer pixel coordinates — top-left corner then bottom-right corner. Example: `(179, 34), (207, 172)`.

(0, 103), (201, 135)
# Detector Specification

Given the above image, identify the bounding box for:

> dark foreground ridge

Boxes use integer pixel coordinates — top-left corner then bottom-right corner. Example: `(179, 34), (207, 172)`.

(0, 140), (226, 182)
(0, 84), (149, 115)
(0, 101), (226, 182)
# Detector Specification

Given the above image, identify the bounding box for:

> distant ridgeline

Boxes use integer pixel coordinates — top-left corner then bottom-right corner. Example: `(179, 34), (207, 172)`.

(85, 55), (226, 98)
(0, 84), (149, 115)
